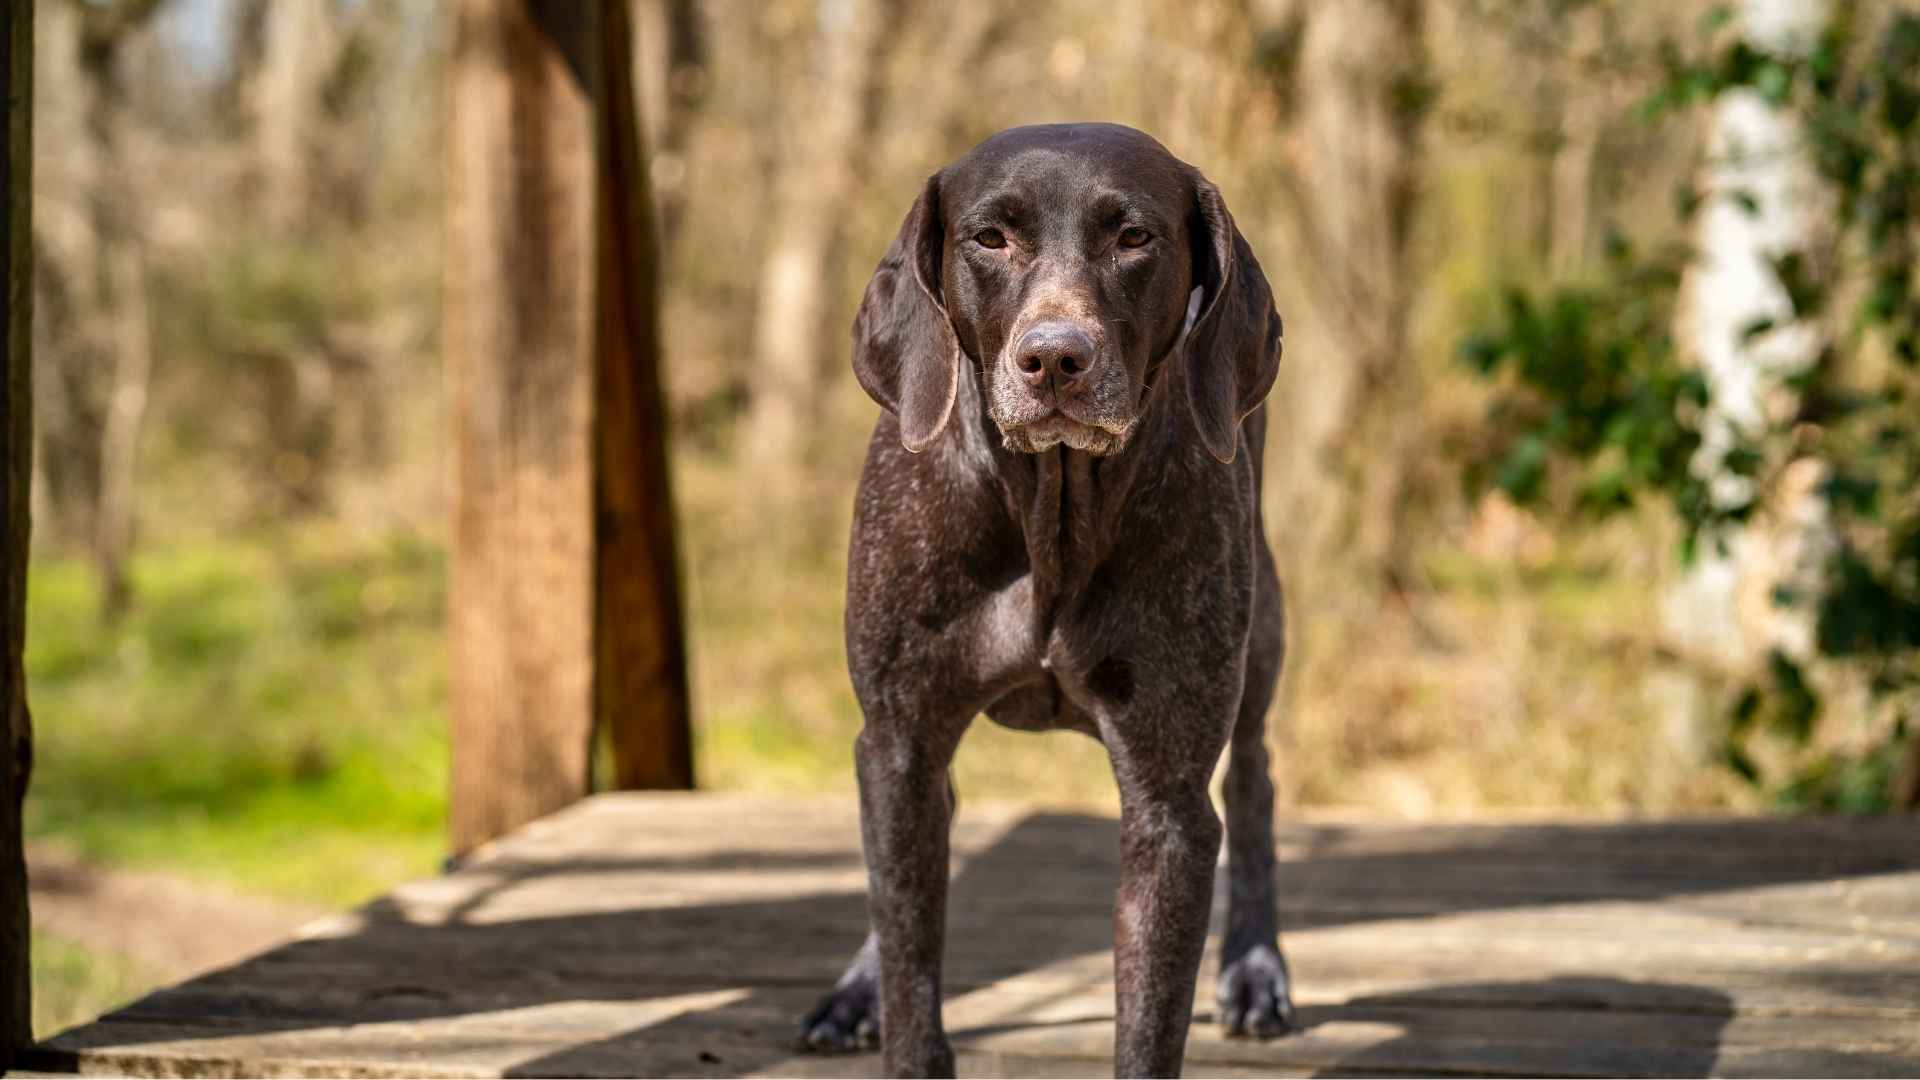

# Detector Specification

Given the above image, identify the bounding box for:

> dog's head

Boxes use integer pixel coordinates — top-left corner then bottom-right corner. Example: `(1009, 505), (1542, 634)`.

(852, 123), (1281, 463)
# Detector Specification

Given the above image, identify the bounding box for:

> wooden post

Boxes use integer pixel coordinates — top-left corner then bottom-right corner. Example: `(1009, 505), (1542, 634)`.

(594, 0), (694, 792)
(1, 0), (33, 1062)
(445, 0), (691, 856)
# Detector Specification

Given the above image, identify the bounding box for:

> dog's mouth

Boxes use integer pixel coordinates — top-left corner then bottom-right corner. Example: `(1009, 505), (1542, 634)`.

(997, 412), (1134, 456)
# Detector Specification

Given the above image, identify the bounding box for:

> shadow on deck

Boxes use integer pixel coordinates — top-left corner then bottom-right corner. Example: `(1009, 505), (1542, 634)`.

(25, 794), (1920, 1077)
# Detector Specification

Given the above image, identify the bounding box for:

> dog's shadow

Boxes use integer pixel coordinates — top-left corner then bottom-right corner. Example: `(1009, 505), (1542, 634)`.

(45, 812), (1920, 1077)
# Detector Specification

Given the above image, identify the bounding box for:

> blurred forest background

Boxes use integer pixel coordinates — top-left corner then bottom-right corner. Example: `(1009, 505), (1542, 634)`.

(22, 0), (1919, 1039)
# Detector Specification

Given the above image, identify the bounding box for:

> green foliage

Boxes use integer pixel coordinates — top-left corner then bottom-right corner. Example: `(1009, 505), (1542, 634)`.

(1458, 239), (1711, 522)
(1461, 7), (1920, 810)
(25, 528), (450, 905)
(30, 930), (157, 1040)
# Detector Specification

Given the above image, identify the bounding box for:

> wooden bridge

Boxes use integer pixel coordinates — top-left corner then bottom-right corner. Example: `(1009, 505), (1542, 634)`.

(20, 793), (1920, 1077)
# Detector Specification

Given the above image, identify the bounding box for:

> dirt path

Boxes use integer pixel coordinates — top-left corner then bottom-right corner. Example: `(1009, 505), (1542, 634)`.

(27, 843), (329, 982)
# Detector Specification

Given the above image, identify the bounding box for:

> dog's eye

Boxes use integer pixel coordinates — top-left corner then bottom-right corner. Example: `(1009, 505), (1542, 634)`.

(1118, 226), (1153, 249)
(973, 229), (1007, 250)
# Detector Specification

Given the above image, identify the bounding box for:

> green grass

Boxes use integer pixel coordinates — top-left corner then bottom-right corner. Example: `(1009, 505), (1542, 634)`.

(30, 930), (159, 1040)
(25, 526), (449, 907)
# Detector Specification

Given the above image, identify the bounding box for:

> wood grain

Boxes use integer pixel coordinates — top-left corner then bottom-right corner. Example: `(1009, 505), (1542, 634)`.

(28, 794), (1920, 1077)
(444, 0), (600, 855)
(1, 0), (32, 1063)
(444, 0), (693, 855)
(591, 0), (694, 793)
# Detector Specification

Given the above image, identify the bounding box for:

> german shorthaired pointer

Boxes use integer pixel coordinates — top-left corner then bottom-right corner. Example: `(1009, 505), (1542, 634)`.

(803, 122), (1291, 1078)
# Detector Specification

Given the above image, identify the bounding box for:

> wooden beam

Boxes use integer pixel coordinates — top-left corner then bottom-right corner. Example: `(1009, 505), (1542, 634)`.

(444, 0), (691, 856)
(594, 0), (693, 792)
(0, 0), (32, 1062)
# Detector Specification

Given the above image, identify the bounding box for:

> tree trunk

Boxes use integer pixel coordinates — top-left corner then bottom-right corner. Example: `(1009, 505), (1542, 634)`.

(247, 0), (342, 234)
(1274, 0), (1430, 593)
(1, 0), (33, 1061)
(743, 0), (888, 480)
(630, 0), (703, 252)
(446, 0), (692, 855)
(1548, 4), (1605, 278)
(1893, 712), (1920, 811)
(1663, 0), (1830, 673)
(233, 0), (396, 233)
(94, 242), (150, 621)
(226, 0), (398, 513)
(31, 0), (157, 622)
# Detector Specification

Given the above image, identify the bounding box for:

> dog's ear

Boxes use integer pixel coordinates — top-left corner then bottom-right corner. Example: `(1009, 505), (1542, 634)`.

(851, 172), (959, 454)
(1183, 172), (1283, 465)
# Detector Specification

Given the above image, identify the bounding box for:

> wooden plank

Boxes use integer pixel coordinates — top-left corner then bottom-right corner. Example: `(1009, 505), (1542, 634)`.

(358, 858), (1920, 939)
(0, 0), (32, 1065)
(33, 980), (1920, 1078)
(496, 793), (1920, 874)
(79, 945), (1920, 1036)
(251, 894), (1919, 988)
(26, 1019), (1308, 1079)
(108, 858), (1920, 1008)
(30, 795), (1920, 1077)
(426, 795), (1920, 941)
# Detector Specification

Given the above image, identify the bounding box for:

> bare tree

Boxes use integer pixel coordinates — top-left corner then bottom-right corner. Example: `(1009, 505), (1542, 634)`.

(631, 0), (706, 251)
(1265, 0), (1433, 593)
(218, 0), (410, 512)
(241, 2), (344, 233)
(33, 0), (164, 620)
(742, 0), (896, 481)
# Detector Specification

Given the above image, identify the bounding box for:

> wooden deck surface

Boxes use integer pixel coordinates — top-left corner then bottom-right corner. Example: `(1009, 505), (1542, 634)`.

(24, 792), (1920, 1078)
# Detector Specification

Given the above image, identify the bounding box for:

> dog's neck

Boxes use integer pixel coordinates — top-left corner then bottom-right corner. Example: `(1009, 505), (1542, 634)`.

(1016, 443), (1117, 614)
(952, 340), (1187, 644)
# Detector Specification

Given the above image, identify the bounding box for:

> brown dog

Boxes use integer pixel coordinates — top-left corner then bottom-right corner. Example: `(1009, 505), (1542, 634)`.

(803, 123), (1291, 1078)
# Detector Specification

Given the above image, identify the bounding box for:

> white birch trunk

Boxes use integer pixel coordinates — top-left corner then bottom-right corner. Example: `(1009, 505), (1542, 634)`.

(1664, 0), (1832, 672)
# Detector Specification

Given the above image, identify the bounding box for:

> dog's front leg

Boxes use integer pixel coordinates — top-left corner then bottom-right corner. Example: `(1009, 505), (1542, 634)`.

(856, 721), (963, 1078)
(1108, 760), (1225, 1078)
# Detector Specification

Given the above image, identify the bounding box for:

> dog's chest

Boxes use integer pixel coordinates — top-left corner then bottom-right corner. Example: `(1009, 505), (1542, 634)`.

(963, 448), (1160, 731)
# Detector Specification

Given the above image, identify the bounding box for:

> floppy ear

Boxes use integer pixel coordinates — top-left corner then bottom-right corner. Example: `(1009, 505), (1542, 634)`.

(1183, 173), (1284, 465)
(851, 173), (959, 454)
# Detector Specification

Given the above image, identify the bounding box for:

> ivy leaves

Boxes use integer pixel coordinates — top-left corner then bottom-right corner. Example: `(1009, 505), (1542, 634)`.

(1460, 8), (1920, 810)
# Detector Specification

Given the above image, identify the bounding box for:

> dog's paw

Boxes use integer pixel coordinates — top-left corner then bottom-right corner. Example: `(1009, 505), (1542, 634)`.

(1217, 943), (1296, 1039)
(797, 980), (880, 1053)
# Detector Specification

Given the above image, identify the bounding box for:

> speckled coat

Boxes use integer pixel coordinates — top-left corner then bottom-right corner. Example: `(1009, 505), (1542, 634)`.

(802, 124), (1295, 1079)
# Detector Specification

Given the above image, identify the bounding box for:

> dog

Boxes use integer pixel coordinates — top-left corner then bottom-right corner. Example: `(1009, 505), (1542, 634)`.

(802, 123), (1291, 1078)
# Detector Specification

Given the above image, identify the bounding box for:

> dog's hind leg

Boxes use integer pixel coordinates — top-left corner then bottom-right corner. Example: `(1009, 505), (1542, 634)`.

(801, 929), (881, 1052)
(1216, 540), (1296, 1038)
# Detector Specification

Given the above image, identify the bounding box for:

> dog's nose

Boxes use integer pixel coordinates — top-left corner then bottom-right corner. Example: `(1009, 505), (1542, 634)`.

(1014, 321), (1096, 389)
